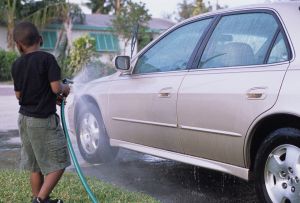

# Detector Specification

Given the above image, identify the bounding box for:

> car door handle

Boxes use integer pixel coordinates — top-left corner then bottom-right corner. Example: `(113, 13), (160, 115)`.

(159, 87), (172, 98)
(246, 87), (267, 100)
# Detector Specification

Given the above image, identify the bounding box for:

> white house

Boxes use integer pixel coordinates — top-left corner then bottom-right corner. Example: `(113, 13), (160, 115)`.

(0, 14), (174, 63)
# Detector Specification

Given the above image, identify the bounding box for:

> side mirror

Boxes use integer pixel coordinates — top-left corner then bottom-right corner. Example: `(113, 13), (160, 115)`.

(115, 56), (130, 71)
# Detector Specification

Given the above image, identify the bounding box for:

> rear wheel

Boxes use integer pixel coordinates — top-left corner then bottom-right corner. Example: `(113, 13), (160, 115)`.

(76, 102), (118, 163)
(254, 128), (300, 203)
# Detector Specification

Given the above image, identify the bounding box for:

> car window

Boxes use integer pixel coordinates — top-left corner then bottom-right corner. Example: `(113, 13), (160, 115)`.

(267, 32), (288, 64)
(198, 13), (279, 69)
(133, 19), (212, 74)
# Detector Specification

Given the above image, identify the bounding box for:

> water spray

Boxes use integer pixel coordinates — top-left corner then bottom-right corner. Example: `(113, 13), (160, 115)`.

(60, 79), (99, 203)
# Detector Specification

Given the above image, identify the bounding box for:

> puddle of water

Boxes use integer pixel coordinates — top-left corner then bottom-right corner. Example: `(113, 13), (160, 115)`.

(142, 154), (166, 163)
(6, 137), (21, 145)
(0, 148), (20, 152)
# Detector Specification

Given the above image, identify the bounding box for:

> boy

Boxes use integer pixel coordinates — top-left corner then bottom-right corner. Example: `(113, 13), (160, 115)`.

(11, 22), (71, 203)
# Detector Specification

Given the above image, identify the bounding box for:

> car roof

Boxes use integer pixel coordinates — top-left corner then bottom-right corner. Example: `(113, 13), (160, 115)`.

(183, 2), (298, 20)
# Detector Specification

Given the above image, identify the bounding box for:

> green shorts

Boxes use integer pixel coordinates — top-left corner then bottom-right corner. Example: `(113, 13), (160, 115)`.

(18, 114), (71, 175)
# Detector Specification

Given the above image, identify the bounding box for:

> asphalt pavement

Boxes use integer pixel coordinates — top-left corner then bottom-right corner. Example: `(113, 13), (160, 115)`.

(0, 84), (259, 202)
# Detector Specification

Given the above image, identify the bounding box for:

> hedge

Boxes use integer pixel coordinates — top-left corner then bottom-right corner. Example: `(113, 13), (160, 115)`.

(0, 49), (18, 81)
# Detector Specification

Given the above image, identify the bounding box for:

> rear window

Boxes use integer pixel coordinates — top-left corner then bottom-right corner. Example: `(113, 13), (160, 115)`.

(198, 12), (279, 69)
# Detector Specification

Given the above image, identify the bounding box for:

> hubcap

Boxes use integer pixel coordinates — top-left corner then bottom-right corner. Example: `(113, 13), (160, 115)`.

(264, 144), (300, 203)
(79, 113), (100, 155)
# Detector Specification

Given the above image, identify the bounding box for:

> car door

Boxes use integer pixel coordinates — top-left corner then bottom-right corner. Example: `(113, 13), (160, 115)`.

(177, 11), (291, 166)
(108, 18), (212, 152)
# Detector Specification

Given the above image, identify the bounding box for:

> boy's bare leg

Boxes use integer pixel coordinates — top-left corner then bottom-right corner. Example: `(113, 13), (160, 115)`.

(31, 172), (44, 197)
(37, 169), (65, 200)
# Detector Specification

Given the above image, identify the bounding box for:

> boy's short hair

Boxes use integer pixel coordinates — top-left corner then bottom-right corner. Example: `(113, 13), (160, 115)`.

(13, 22), (40, 47)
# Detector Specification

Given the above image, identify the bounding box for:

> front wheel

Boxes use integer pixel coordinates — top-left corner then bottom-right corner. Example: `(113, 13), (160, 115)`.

(75, 102), (118, 163)
(254, 128), (300, 203)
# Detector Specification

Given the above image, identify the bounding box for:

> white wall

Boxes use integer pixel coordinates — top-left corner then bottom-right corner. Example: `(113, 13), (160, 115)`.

(0, 26), (161, 59)
(71, 29), (90, 41)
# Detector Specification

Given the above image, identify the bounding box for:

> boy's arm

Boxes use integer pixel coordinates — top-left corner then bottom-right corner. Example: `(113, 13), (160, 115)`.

(15, 91), (21, 100)
(50, 81), (70, 96)
(11, 62), (21, 100)
(47, 54), (70, 95)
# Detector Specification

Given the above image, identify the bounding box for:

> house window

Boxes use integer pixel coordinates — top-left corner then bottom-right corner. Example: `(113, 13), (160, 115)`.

(41, 31), (57, 50)
(90, 33), (119, 52)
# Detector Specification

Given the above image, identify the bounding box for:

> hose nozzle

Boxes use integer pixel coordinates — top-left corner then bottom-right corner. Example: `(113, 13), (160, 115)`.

(63, 78), (74, 85)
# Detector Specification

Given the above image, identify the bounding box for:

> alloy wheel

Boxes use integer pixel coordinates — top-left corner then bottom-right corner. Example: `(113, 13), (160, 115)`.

(264, 144), (300, 203)
(79, 112), (100, 155)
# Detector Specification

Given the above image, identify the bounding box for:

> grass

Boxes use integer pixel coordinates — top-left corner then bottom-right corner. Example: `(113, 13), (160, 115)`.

(0, 170), (159, 203)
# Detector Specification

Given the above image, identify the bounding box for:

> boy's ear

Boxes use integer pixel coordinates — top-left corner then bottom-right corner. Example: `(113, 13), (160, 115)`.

(39, 35), (43, 46)
(15, 42), (24, 54)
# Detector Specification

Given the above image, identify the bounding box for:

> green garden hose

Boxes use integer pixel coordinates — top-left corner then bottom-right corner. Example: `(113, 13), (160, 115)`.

(61, 99), (99, 203)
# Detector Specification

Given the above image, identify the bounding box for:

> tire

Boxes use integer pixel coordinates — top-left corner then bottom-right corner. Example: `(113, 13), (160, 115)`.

(254, 128), (300, 203)
(75, 102), (118, 163)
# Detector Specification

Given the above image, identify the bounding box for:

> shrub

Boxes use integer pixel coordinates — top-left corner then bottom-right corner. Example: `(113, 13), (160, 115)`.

(68, 35), (96, 76)
(0, 50), (18, 81)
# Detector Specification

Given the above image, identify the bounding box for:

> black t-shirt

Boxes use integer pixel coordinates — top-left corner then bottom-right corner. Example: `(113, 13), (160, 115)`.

(11, 51), (61, 118)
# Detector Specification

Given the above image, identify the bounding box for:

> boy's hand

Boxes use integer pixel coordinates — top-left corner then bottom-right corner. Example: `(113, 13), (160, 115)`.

(56, 84), (70, 106)
(56, 94), (69, 106)
(56, 95), (64, 106)
(62, 84), (70, 97)
(50, 81), (70, 96)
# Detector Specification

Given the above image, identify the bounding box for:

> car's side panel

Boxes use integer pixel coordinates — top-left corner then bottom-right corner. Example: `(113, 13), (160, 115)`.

(266, 68), (300, 121)
(177, 64), (289, 167)
(107, 72), (186, 153)
(270, 3), (300, 67)
(74, 77), (115, 133)
(110, 138), (249, 180)
(243, 63), (300, 168)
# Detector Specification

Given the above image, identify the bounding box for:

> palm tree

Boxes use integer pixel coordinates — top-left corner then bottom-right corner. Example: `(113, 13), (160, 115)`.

(86, 0), (110, 14)
(25, 2), (85, 75)
(6, 0), (17, 50)
(3, 0), (84, 51)
(86, 0), (123, 14)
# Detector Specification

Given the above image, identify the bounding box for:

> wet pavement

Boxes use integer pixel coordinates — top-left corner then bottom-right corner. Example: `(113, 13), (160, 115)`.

(73, 150), (259, 203)
(0, 130), (20, 170)
(0, 84), (259, 202)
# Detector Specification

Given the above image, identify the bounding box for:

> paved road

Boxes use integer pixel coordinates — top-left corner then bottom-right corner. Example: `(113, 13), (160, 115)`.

(0, 84), (259, 202)
(0, 85), (19, 130)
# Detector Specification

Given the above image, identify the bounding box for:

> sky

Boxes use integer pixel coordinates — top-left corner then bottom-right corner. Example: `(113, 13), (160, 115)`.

(70, 0), (282, 19)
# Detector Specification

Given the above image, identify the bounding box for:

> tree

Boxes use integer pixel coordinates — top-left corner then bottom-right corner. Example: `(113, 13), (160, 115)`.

(86, 0), (125, 14)
(215, 1), (227, 10)
(86, 0), (111, 14)
(6, 0), (17, 50)
(177, 0), (212, 22)
(112, 0), (151, 54)
(177, 0), (194, 21)
(1, 0), (84, 50)
(192, 0), (211, 16)
(68, 35), (96, 76)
